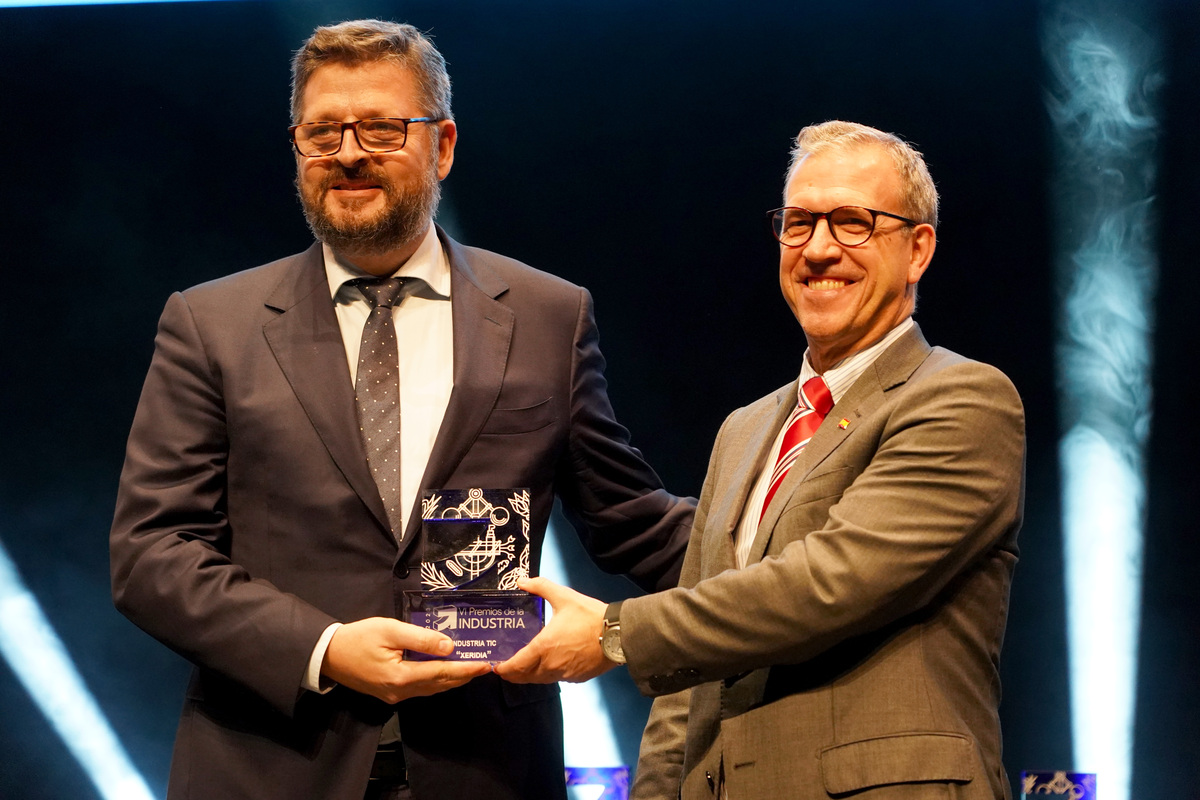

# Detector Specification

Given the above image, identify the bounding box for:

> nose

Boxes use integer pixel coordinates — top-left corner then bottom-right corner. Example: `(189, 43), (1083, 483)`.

(334, 126), (369, 167)
(801, 216), (841, 262)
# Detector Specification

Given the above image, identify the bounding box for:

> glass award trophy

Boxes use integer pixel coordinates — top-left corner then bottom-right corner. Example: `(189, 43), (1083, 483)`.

(402, 488), (544, 663)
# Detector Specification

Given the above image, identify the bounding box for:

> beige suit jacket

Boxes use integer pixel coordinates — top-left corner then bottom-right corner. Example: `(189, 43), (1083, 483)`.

(624, 325), (1024, 800)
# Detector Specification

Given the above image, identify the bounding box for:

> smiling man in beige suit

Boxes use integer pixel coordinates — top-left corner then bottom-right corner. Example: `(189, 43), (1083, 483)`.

(498, 120), (1025, 800)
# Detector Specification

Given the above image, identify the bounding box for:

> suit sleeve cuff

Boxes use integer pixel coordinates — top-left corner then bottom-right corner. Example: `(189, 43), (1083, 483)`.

(302, 622), (342, 694)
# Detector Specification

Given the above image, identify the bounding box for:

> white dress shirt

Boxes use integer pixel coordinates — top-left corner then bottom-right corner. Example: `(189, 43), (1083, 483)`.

(303, 224), (454, 693)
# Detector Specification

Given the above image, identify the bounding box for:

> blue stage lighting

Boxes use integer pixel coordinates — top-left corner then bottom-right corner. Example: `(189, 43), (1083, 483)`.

(541, 519), (625, 776)
(1043, 5), (1161, 799)
(0, 0), (234, 6)
(0, 541), (156, 800)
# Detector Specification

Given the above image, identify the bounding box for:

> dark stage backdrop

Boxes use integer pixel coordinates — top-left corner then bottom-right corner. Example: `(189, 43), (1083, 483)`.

(0, 1), (1197, 798)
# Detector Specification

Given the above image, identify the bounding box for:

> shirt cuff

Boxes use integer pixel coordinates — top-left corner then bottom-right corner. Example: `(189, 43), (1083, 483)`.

(303, 622), (343, 694)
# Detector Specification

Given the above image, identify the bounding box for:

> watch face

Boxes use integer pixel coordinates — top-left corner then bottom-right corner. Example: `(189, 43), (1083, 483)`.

(601, 625), (625, 664)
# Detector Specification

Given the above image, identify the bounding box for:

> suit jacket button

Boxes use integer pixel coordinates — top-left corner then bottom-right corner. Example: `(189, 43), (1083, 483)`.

(706, 771), (714, 791)
(396, 565), (411, 578)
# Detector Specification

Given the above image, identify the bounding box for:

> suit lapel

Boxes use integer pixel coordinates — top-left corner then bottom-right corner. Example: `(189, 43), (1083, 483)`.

(749, 325), (933, 564)
(704, 385), (797, 568)
(262, 244), (394, 541)
(399, 230), (514, 553)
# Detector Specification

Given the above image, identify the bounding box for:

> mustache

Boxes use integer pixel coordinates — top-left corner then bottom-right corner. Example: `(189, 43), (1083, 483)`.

(317, 163), (393, 194)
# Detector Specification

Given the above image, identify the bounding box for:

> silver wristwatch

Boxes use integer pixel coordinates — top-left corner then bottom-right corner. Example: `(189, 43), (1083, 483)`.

(599, 601), (626, 665)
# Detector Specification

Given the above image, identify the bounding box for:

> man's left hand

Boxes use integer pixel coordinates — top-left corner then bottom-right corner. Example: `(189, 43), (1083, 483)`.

(493, 576), (617, 684)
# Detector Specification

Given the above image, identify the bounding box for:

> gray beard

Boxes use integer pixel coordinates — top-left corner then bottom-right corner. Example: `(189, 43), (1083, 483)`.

(297, 160), (441, 257)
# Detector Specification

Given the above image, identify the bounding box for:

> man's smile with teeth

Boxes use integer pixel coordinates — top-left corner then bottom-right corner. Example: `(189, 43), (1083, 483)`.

(807, 277), (851, 290)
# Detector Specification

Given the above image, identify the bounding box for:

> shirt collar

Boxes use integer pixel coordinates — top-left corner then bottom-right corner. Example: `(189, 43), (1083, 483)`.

(323, 224), (451, 300)
(798, 317), (915, 405)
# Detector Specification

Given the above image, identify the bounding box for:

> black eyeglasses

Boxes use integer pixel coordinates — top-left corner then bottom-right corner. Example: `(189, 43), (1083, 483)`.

(288, 117), (441, 157)
(766, 206), (919, 247)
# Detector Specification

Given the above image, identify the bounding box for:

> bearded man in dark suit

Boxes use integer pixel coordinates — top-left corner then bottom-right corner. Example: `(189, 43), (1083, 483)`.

(110, 19), (692, 800)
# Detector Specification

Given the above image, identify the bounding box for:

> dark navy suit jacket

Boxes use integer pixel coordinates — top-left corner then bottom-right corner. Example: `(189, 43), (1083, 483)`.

(111, 228), (693, 799)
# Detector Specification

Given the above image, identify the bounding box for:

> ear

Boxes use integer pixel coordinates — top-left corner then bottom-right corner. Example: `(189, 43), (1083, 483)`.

(436, 119), (457, 180)
(906, 223), (936, 285)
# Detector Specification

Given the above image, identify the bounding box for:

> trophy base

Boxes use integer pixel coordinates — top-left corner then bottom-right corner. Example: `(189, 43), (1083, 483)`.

(402, 590), (544, 663)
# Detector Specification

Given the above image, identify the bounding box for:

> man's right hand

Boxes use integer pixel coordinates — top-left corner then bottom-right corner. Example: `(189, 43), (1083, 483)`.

(321, 617), (491, 704)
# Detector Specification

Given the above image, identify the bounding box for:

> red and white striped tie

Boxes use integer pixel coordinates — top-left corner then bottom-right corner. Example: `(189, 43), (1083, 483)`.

(760, 376), (834, 522)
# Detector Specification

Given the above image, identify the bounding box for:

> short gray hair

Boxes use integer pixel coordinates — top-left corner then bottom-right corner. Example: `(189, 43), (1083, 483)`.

(786, 120), (939, 229)
(290, 19), (452, 124)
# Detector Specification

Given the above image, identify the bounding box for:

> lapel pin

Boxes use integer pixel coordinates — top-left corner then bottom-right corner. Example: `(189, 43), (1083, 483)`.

(837, 418), (851, 430)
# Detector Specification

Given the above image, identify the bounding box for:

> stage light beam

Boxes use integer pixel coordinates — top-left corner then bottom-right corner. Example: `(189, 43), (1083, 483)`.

(1042, 5), (1161, 799)
(0, 539), (156, 800)
(541, 519), (625, 777)
(0, 0), (235, 7)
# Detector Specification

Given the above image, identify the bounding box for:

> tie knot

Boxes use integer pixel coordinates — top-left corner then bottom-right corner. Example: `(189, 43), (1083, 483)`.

(354, 277), (409, 309)
(801, 376), (834, 417)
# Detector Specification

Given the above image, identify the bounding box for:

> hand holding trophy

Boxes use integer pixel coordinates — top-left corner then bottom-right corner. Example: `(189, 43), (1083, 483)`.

(403, 488), (545, 664)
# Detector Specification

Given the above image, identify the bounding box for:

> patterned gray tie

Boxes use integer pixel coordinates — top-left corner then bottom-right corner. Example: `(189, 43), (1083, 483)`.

(353, 277), (410, 541)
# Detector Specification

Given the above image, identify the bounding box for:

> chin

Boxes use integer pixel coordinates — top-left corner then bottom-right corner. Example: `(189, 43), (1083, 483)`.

(326, 194), (381, 215)
(797, 317), (851, 344)
(328, 208), (386, 231)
